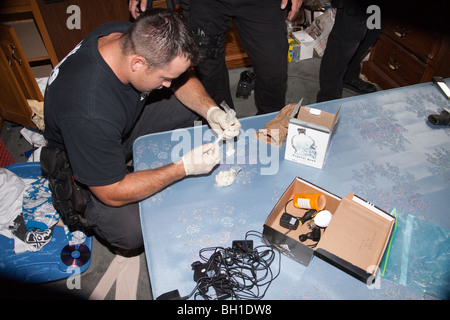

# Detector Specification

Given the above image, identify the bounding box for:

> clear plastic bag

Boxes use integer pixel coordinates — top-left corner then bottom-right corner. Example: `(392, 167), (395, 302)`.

(380, 209), (450, 299)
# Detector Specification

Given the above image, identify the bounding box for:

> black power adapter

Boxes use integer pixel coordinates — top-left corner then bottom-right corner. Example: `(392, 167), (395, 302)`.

(232, 240), (253, 253)
(280, 212), (299, 230)
(280, 209), (317, 230)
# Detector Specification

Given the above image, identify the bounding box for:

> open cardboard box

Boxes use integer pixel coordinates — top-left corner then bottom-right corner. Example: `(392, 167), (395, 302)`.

(284, 106), (340, 169)
(263, 178), (395, 283)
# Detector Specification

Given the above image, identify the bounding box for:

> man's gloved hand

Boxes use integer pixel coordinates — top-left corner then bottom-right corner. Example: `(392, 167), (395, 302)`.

(182, 143), (220, 176)
(207, 107), (241, 139)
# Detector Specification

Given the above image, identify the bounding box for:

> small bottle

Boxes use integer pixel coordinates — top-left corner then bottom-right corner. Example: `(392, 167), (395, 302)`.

(293, 193), (326, 211)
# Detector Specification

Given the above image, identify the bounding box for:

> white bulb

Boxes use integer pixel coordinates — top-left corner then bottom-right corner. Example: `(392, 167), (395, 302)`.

(314, 210), (332, 228)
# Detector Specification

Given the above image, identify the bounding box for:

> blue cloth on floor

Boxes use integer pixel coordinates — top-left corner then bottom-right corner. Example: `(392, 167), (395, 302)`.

(22, 177), (59, 231)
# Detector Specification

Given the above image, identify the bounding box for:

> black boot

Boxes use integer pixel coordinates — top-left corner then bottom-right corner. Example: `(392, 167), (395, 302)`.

(343, 78), (377, 94)
(236, 70), (256, 99)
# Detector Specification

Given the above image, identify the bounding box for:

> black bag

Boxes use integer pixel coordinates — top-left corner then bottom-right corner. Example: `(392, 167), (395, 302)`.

(40, 146), (90, 232)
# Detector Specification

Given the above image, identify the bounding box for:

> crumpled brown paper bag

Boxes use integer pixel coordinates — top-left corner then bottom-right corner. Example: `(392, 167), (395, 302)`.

(27, 99), (45, 131)
(254, 103), (301, 146)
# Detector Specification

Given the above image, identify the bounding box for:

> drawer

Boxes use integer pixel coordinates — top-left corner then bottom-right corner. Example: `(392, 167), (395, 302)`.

(384, 20), (440, 62)
(370, 34), (427, 86)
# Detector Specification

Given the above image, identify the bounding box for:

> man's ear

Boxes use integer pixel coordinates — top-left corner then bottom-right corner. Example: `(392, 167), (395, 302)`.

(130, 55), (146, 72)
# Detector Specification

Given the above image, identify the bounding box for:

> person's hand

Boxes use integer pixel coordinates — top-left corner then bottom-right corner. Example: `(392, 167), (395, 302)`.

(181, 143), (220, 175)
(129, 0), (148, 19)
(281, 0), (303, 21)
(206, 107), (241, 140)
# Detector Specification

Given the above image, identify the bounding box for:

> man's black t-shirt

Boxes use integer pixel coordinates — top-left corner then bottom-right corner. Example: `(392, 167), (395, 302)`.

(44, 22), (147, 187)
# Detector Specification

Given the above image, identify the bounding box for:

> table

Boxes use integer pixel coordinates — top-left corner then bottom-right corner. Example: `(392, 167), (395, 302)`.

(134, 80), (450, 300)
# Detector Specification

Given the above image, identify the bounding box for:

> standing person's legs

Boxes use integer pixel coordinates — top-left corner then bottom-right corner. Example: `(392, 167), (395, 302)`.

(343, 7), (384, 92)
(343, 27), (382, 82)
(189, 0), (233, 109)
(233, 0), (288, 114)
(316, 0), (368, 102)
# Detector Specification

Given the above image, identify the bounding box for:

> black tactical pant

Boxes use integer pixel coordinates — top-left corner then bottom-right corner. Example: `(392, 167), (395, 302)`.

(188, 0), (289, 114)
(316, 0), (384, 102)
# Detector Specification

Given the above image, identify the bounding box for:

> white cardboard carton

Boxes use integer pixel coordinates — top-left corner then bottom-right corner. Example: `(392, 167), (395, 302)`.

(284, 106), (340, 169)
(292, 31), (315, 60)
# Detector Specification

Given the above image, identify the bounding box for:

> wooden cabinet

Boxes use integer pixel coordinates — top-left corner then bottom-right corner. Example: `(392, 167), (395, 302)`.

(0, 0), (58, 68)
(362, 20), (450, 89)
(35, 0), (130, 61)
(0, 24), (41, 129)
(0, 0), (59, 129)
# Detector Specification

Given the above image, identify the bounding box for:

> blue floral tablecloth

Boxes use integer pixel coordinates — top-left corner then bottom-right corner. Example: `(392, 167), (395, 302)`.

(134, 80), (450, 300)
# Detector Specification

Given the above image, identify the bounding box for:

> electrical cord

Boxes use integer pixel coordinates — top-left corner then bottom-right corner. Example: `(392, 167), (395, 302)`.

(185, 230), (282, 300)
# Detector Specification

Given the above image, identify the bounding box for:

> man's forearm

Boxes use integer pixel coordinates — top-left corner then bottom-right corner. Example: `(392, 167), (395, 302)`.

(89, 161), (186, 207)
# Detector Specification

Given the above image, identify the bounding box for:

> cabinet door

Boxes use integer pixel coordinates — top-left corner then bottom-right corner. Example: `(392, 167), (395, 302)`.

(0, 24), (40, 128)
(36, 0), (130, 61)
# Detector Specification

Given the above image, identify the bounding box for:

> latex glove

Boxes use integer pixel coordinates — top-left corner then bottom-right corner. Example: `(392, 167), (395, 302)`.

(182, 143), (220, 176)
(206, 107), (241, 140)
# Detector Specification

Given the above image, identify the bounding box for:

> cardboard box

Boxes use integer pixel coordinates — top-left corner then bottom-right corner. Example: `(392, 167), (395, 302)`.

(287, 38), (301, 63)
(262, 178), (396, 284)
(292, 31), (315, 60)
(284, 106), (340, 169)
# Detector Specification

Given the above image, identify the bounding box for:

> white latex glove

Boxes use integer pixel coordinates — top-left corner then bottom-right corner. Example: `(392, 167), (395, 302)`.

(181, 143), (220, 176)
(206, 107), (241, 140)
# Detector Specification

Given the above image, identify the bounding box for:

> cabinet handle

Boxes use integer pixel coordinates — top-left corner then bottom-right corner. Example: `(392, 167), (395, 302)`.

(388, 56), (401, 70)
(10, 43), (22, 66)
(393, 25), (409, 38)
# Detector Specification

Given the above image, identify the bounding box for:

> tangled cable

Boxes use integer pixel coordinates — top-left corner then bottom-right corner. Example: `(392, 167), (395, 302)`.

(187, 230), (281, 300)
